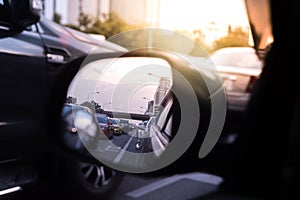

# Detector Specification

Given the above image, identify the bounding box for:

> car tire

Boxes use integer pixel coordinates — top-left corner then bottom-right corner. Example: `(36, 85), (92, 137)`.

(59, 159), (123, 200)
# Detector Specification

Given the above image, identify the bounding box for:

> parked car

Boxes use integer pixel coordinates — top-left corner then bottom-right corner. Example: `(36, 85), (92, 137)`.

(96, 113), (114, 139)
(209, 47), (263, 111)
(0, 2), (125, 199)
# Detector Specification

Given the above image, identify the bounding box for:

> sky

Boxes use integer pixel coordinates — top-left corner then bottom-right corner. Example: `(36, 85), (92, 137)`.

(68, 57), (173, 114)
(158, 0), (250, 31)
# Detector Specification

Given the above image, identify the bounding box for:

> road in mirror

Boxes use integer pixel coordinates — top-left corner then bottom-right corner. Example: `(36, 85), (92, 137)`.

(65, 56), (173, 172)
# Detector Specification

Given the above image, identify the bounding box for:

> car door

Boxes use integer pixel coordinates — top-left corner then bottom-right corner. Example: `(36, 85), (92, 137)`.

(0, 24), (48, 159)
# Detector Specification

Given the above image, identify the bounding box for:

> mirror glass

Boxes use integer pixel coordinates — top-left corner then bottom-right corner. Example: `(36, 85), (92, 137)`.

(74, 110), (97, 137)
(65, 56), (174, 172)
(67, 57), (172, 117)
(61, 103), (99, 152)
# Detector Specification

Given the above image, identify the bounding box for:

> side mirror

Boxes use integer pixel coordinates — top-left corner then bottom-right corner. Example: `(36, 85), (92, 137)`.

(63, 48), (226, 173)
(0, 0), (42, 33)
(50, 29), (227, 174)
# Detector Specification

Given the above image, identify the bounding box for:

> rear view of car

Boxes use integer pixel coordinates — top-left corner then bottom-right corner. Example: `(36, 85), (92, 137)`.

(109, 118), (122, 135)
(210, 47), (263, 111)
(96, 113), (113, 139)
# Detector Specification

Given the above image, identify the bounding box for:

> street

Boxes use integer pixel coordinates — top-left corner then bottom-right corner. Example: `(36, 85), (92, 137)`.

(98, 130), (223, 200)
(10, 129), (223, 200)
(107, 171), (222, 200)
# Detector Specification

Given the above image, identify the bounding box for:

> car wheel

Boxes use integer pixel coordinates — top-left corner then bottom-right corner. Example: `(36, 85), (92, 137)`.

(59, 159), (123, 200)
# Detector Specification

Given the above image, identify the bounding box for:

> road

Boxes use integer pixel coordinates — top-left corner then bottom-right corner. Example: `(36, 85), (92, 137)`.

(99, 130), (223, 200)
(110, 129), (140, 152)
(9, 129), (222, 200)
(107, 172), (222, 200)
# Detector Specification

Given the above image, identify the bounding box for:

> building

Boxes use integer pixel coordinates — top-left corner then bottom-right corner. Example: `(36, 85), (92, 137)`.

(110, 0), (159, 26)
(153, 77), (170, 115)
(145, 100), (154, 116)
(43, 0), (160, 26)
(43, 0), (110, 25)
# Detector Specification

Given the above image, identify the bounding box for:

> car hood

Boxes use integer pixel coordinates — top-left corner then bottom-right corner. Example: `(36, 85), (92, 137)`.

(64, 27), (127, 52)
(38, 16), (128, 54)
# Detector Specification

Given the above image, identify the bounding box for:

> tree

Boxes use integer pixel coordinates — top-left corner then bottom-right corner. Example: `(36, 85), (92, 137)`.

(80, 101), (95, 113)
(86, 12), (134, 38)
(53, 12), (62, 24)
(78, 12), (92, 31)
(80, 101), (104, 113)
(212, 26), (249, 51)
(91, 100), (104, 113)
(65, 96), (77, 104)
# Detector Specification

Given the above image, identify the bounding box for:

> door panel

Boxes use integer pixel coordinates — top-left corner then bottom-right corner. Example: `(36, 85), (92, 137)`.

(0, 31), (47, 159)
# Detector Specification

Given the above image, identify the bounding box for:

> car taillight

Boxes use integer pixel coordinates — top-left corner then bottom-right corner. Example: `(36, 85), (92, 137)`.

(246, 75), (258, 93)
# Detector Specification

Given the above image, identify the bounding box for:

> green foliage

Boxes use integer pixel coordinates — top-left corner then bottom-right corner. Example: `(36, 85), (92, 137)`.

(65, 96), (77, 104)
(78, 12), (92, 31)
(90, 100), (104, 113)
(80, 101), (95, 113)
(86, 12), (134, 38)
(80, 101), (104, 113)
(53, 12), (62, 24)
(63, 11), (249, 56)
(213, 26), (249, 51)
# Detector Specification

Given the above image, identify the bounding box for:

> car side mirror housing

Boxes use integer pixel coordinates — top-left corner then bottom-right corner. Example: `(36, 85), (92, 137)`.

(0, 0), (42, 33)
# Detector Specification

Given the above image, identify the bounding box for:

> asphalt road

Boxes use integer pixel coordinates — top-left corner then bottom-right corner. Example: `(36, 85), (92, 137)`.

(107, 172), (222, 200)
(6, 130), (223, 200)
(100, 131), (223, 200)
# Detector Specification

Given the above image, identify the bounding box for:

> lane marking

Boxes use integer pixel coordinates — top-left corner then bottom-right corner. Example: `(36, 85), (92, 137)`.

(126, 172), (223, 199)
(113, 134), (134, 164)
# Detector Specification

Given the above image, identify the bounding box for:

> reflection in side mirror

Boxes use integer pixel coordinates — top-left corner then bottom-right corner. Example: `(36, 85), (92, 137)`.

(61, 105), (99, 156)
(67, 56), (175, 171)
(66, 48), (226, 174)
(74, 110), (97, 137)
(68, 57), (173, 118)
